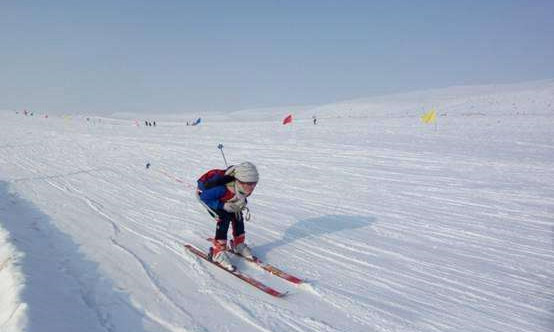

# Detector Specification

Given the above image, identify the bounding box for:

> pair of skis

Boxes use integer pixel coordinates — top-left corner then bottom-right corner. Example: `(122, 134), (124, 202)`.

(184, 239), (304, 298)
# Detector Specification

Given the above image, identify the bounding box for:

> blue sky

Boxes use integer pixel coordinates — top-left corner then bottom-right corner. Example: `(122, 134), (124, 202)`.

(2, 0), (554, 114)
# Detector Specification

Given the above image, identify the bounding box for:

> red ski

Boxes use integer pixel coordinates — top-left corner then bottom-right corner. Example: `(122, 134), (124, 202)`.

(184, 244), (287, 298)
(206, 238), (304, 285)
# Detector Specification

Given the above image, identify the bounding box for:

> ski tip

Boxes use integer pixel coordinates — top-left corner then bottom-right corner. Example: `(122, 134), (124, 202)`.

(273, 290), (289, 298)
(289, 277), (305, 285)
(265, 289), (289, 298)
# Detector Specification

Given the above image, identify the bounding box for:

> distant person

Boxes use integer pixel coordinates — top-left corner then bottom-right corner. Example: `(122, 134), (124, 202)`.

(196, 162), (259, 271)
(312, 115), (317, 125)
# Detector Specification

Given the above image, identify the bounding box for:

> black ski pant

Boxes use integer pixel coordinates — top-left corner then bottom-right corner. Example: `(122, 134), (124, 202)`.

(212, 210), (245, 241)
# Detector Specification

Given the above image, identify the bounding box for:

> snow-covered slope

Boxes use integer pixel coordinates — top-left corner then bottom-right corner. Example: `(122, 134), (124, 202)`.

(298, 80), (554, 120)
(1, 81), (553, 332)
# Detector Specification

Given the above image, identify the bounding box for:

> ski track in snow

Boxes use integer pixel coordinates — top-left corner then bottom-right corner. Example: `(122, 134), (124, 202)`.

(1, 86), (554, 332)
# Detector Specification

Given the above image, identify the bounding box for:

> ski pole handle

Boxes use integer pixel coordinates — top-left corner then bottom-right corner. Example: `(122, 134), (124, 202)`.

(217, 143), (228, 167)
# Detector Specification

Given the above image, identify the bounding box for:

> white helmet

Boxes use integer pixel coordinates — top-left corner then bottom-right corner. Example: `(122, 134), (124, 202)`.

(231, 162), (259, 183)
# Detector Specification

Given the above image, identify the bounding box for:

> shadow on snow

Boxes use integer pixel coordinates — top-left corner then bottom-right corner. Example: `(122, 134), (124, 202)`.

(255, 214), (375, 257)
(0, 181), (147, 332)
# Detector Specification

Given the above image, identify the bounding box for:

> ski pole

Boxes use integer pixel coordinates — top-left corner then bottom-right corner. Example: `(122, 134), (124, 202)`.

(217, 143), (251, 221)
(217, 143), (228, 167)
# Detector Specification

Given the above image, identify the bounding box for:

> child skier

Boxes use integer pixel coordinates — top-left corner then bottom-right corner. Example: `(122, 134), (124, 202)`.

(196, 162), (259, 271)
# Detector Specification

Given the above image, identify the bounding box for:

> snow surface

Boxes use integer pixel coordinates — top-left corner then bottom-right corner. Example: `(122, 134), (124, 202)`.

(1, 81), (553, 332)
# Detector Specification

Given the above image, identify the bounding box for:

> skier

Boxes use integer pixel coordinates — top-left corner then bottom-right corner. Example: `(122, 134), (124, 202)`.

(196, 162), (259, 270)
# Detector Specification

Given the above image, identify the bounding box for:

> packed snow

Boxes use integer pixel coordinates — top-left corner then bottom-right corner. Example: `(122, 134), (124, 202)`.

(1, 80), (553, 332)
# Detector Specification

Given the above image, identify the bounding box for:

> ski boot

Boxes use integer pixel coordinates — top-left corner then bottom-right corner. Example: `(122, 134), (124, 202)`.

(208, 247), (235, 271)
(231, 237), (254, 260)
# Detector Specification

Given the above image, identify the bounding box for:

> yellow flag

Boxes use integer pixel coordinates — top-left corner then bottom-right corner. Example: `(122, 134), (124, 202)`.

(421, 109), (436, 124)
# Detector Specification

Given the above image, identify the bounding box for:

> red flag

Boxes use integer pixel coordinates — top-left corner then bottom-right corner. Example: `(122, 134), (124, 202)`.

(282, 114), (293, 125)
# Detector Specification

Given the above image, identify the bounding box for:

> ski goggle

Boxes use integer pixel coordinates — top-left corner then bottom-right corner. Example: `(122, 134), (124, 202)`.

(236, 180), (257, 196)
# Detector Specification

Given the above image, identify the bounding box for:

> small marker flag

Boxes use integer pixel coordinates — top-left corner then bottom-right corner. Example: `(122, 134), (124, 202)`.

(421, 109), (437, 124)
(282, 114), (293, 125)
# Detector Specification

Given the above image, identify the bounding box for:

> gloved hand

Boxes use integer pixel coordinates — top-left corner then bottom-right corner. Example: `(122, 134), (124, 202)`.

(223, 197), (246, 213)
